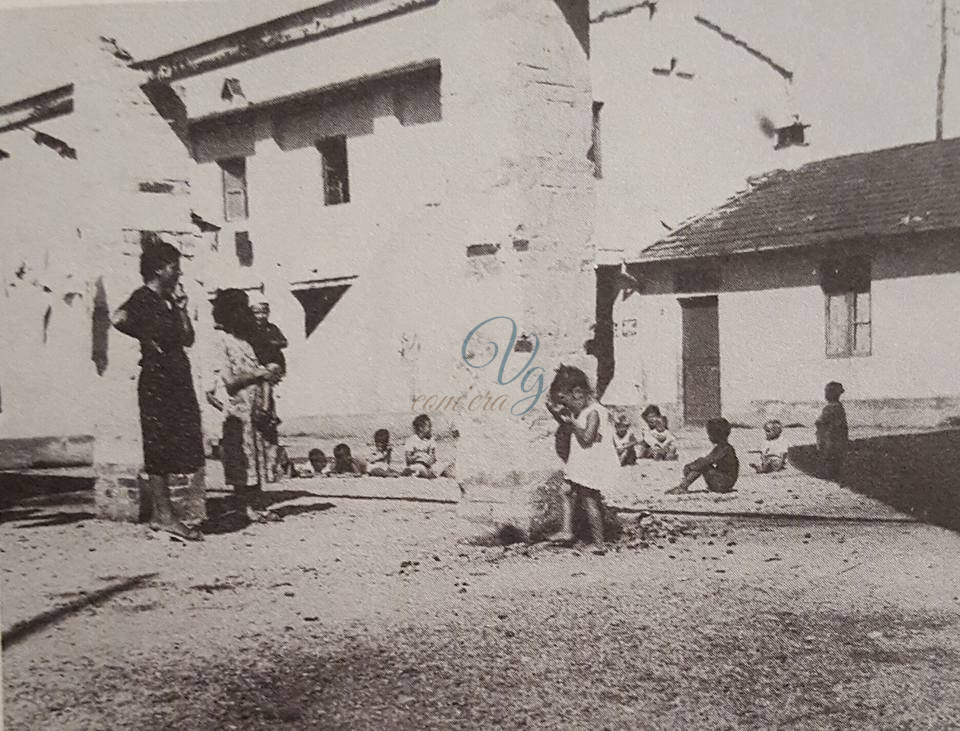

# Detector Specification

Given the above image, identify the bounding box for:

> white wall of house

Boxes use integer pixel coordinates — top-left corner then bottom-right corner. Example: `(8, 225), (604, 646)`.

(609, 234), (960, 427)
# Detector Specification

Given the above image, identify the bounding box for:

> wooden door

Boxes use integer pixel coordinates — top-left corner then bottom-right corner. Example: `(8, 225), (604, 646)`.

(681, 296), (721, 425)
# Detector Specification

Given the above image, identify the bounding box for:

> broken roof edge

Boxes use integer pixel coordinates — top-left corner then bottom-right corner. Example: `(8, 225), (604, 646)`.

(186, 59), (441, 127)
(131, 0), (440, 83)
(630, 225), (960, 265)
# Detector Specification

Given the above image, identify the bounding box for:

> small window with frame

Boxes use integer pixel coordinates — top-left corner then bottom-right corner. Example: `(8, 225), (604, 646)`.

(821, 256), (871, 358)
(219, 157), (248, 222)
(317, 136), (350, 206)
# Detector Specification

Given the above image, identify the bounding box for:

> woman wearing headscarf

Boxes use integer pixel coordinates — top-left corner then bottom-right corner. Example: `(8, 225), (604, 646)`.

(206, 288), (282, 523)
(113, 235), (204, 541)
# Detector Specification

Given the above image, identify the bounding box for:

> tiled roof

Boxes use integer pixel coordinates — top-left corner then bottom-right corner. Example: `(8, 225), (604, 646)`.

(640, 137), (960, 262)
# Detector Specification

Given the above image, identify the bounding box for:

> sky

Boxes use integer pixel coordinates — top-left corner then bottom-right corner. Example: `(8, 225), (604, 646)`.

(3, 0), (960, 253)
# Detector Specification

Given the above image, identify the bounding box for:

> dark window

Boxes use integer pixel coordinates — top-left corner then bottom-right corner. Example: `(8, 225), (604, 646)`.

(589, 100), (603, 179)
(317, 137), (350, 206)
(675, 267), (720, 293)
(821, 257), (871, 357)
(219, 157), (248, 221)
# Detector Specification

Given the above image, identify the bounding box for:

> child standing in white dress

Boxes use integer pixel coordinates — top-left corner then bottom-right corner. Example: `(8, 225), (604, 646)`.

(547, 366), (620, 549)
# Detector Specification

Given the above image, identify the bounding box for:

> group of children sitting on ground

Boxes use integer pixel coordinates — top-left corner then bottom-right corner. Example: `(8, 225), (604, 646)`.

(545, 366), (850, 547)
(282, 413), (453, 480)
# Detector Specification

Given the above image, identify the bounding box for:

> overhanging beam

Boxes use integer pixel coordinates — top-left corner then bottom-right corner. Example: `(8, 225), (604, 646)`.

(131, 0), (438, 82)
(0, 84), (74, 134)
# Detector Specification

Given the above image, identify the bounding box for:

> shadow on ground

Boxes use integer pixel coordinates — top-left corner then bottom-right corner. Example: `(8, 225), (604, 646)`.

(790, 428), (960, 530)
(200, 490), (335, 535)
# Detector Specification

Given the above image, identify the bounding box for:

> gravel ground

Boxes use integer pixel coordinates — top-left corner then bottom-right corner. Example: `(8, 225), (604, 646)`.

(3, 486), (960, 729)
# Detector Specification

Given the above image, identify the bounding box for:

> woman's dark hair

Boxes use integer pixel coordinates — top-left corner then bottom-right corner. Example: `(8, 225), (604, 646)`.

(549, 364), (591, 398)
(706, 417), (732, 443)
(212, 288), (255, 339)
(139, 234), (181, 282)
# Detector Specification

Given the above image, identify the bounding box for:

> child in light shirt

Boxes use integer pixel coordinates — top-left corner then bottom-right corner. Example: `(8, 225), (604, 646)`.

(404, 414), (438, 478)
(612, 414), (639, 466)
(366, 428), (400, 477)
(749, 419), (788, 473)
(648, 416), (679, 461)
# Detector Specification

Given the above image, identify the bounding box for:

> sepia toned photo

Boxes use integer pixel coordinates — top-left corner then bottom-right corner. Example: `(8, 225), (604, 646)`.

(2, 0), (960, 727)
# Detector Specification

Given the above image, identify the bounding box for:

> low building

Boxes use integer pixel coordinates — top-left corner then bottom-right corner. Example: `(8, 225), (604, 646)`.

(605, 138), (960, 428)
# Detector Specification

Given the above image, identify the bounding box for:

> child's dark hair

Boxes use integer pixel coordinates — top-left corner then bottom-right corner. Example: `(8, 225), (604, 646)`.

(641, 404), (662, 421)
(549, 364), (591, 398)
(308, 448), (326, 463)
(706, 417), (732, 443)
(825, 381), (845, 399)
(413, 413), (431, 431)
(374, 428), (390, 443)
(333, 443), (352, 470)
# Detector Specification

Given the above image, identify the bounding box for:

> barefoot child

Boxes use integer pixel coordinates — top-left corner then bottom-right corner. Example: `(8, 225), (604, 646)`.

(816, 381), (848, 480)
(648, 416), (679, 461)
(749, 419), (788, 473)
(612, 413), (640, 466)
(404, 414), (438, 478)
(365, 428), (400, 477)
(666, 417), (739, 494)
(547, 367), (619, 549)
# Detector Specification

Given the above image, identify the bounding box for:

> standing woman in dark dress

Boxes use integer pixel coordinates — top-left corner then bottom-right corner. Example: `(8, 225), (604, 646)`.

(113, 236), (205, 541)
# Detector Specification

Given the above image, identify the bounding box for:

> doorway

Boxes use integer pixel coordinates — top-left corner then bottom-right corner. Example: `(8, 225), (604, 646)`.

(680, 296), (721, 425)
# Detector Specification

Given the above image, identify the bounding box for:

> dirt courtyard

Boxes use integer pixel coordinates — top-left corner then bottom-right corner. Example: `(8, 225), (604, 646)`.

(3, 478), (960, 730)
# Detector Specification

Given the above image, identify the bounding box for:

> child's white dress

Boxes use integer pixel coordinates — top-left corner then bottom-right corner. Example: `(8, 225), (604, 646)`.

(565, 402), (621, 493)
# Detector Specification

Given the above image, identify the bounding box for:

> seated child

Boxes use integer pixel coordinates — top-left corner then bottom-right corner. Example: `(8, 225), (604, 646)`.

(816, 381), (848, 480)
(638, 404), (664, 458)
(365, 428), (400, 477)
(307, 448), (327, 477)
(648, 416), (679, 461)
(612, 414), (639, 466)
(403, 414), (438, 478)
(749, 419), (788, 473)
(326, 443), (363, 476)
(666, 417), (739, 494)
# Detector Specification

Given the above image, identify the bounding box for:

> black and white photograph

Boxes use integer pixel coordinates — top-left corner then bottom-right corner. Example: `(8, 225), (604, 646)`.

(2, 0), (960, 727)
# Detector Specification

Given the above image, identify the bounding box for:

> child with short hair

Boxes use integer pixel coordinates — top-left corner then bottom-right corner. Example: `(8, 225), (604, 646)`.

(366, 428), (399, 477)
(648, 416), (679, 461)
(547, 366), (619, 550)
(816, 381), (848, 480)
(749, 419), (788, 473)
(612, 413), (639, 466)
(404, 414), (438, 478)
(666, 417), (739, 494)
(307, 448), (327, 477)
(638, 404), (664, 458)
(328, 443), (362, 476)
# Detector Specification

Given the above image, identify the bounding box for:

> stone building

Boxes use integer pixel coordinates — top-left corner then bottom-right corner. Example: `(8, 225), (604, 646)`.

(0, 1), (597, 497)
(608, 138), (960, 429)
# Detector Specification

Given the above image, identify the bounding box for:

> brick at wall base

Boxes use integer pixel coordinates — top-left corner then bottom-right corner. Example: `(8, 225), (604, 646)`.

(94, 464), (206, 524)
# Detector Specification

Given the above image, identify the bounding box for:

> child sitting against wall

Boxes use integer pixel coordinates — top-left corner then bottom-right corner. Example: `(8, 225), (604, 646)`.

(612, 413), (640, 466)
(306, 448), (327, 477)
(365, 428), (400, 477)
(666, 417), (739, 495)
(647, 416), (679, 461)
(404, 414), (439, 478)
(638, 404), (664, 458)
(816, 381), (848, 480)
(327, 443), (363, 476)
(749, 419), (789, 473)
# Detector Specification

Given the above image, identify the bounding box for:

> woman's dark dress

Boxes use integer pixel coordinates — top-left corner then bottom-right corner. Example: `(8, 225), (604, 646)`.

(117, 286), (204, 475)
